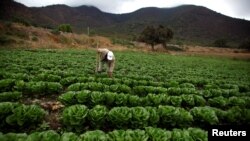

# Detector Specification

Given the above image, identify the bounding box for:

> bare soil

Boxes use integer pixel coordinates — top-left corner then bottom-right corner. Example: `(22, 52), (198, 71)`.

(133, 42), (250, 60)
(2, 22), (249, 60)
(21, 94), (64, 130)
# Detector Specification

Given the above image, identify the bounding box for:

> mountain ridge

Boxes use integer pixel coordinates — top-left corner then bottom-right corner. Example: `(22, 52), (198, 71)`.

(1, 0), (250, 46)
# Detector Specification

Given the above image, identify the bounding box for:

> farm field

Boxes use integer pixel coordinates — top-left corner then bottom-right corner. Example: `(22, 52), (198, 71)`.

(0, 48), (250, 140)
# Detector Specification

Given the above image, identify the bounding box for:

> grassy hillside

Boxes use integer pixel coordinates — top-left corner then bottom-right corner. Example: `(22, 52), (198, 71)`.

(0, 22), (114, 49)
(1, 21), (250, 61)
(1, 0), (250, 47)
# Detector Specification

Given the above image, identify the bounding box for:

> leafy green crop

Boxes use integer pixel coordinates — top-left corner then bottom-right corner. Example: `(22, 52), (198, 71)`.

(190, 106), (219, 126)
(90, 91), (106, 105)
(61, 132), (79, 141)
(0, 48), (250, 139)
(145, 127), (172, 141)
(145, 106), (160, 127)
(158, 105), (193, 128)
(59, 91), (77, 105)
(1, 133), (28, 141)
(0, 79), (16, 92)
(26, 130), (60, 141)
(188, 127), (208, 141)
(62, 105), (88, 131)
(88, 105), (108, 129)
(79, 130), (107, 141)
(131, 107), (150, 128)
(108, 107), (131, 128)
(0, 91), (22, 102)
(6, 104), (46, 128)
(125, 129), (149, 141)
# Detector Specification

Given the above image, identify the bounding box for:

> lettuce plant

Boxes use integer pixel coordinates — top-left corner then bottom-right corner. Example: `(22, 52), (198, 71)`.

(190, 106), (219, 126)
(79, 130), (107, 141)
(126, 129), (149, 141)
(158, 105), (193, 128)
(90, 91), (105, 105)
(61, 132), (79, 141)
(145, 127), (171, 141)
(62, 105), (88, 130)
(131, 107), (150, 128)
(108, 107), (131, 128)
(6, 104), (47, 127)
(88, 105), (108, 129)
(0, 91), (22, 102)
(145, 106), (160, 127)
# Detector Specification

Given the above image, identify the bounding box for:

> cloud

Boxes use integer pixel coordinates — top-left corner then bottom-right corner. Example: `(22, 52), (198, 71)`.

(14, 0), (250, 20)
(15, 0), (132, 13)
(227, 0), (250, 20)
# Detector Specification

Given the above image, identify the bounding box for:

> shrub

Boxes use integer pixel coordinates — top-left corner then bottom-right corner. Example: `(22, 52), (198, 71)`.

(213, 39), (228, 47)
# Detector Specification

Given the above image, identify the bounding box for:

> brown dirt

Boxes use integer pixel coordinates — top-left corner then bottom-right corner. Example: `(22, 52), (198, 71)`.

(2, 22), (250, 60)
(176, 45), (250, 60)
(21, 95), (64, 130)
(133, 42), (250, 60)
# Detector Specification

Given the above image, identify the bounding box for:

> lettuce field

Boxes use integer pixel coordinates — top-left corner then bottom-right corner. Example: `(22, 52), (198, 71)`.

(0, 49), (250, 140)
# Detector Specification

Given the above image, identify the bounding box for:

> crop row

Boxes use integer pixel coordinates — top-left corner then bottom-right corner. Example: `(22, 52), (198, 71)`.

(0, 79), (63, 94)
(2, 72), (248, 93)
(0, 102), (47, 131)
(59, 91), (250, 109)
(1, 78), (246, 99)
(1, 102), (249, 132)
(0, 127), (207, 141)
(67, 82), (244, 98)
(61, 105), (250, 131)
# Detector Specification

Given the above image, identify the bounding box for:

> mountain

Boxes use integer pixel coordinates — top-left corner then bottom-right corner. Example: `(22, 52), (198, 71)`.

(1, 0), (250, 47)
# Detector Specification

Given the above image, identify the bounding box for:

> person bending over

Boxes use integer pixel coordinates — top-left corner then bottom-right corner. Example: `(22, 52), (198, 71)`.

(96, 48), (115, 78)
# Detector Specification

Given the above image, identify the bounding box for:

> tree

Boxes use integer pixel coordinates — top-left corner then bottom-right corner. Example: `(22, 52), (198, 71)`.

(239, 38), (250, 50)
(57, 24), (72, 33)
(156, 25), (174, 49)
(213, 39), (228, 47)
(138, 25), (173, 51)
(138, 26), (156, 50)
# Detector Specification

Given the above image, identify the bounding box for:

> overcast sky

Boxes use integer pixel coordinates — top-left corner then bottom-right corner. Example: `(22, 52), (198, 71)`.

(15, 0), (250, 21)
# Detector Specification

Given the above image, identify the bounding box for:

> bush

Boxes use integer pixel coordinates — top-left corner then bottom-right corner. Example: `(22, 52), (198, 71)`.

(0, 35), (15, 45)
(57, 24), (72, 33)
(51, 29), (61, 35)
(213, 39), (228, 47)
(239, 39), (250, 50)
(31, 36), (38, 41)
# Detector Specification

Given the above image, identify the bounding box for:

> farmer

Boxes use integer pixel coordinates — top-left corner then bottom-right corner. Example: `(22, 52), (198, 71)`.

(96, 48), (115, 78)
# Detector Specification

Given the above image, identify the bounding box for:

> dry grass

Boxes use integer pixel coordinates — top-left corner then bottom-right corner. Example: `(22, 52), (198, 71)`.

(1, 22), (249, 60)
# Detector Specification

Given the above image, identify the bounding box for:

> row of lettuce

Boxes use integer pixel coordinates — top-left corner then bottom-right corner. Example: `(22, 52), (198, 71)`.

(0, 102), (249, 132)
(1, 90), (249, 109)
(1, 73), (249, 93)
(0, 127), (207, 141)
(1, 78), (248, 98)
(58, 91), (250, 109)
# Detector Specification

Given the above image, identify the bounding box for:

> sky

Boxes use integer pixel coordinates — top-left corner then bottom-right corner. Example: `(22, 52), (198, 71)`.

(15, 0), (250, 21)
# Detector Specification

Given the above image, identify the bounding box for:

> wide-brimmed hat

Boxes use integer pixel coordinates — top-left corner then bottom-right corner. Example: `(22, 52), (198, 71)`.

(107, 51), (114, 60)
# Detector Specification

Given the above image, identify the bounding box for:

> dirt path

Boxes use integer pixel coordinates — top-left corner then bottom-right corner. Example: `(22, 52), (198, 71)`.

(129, 43), (250, 60)
(176, 45), (250, 60)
